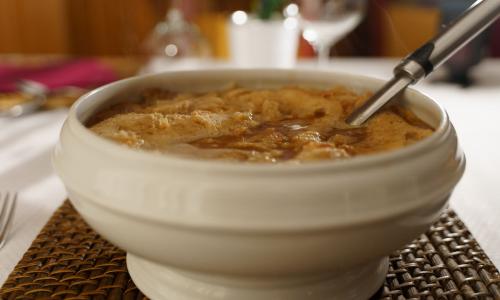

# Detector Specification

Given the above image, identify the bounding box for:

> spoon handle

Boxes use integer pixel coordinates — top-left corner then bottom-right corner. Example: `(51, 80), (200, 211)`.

(347, 0), (500, 126)
(396, 0), (500, 82)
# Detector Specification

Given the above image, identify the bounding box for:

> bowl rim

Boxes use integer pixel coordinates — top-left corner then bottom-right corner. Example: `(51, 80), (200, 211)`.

(66, 68), (450, 174)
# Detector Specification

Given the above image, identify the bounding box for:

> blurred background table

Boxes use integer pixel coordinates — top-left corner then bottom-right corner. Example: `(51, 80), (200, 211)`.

(1, 56), (499, 286)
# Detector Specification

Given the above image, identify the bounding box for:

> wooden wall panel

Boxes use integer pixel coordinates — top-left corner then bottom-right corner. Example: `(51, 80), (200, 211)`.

(379, 4), (440, 57)
(66, 0), (160, 55)
(0, 0), (69, 53)
(0, 0), (20, 52)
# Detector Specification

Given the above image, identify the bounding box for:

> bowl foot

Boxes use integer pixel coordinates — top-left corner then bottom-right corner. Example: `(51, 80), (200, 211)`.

(127, 254), (388, 300)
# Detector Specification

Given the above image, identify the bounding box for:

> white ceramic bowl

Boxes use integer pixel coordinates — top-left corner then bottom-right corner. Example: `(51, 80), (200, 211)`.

(53, 69), (465, 300)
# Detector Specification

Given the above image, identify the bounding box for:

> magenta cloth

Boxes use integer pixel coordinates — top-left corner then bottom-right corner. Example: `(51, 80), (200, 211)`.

(0, 59), (118, 93)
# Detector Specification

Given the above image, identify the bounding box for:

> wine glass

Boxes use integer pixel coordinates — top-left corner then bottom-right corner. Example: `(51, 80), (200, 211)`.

(298, 0), (367, 62)
(143, 1), (211, 60)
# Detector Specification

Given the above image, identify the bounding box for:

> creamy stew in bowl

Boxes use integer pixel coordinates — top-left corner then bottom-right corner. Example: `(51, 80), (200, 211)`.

(88, 86), (433, 163)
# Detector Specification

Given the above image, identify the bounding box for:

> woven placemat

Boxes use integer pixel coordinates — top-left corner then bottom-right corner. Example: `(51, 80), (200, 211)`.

(1, 201), (499, 300)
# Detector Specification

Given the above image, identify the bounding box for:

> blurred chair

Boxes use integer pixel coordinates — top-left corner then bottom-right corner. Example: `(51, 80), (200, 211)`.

(439, 0), (490, 86)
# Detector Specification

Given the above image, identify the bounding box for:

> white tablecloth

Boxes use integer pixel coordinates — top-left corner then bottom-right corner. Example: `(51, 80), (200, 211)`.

(1, 58), (499, 285)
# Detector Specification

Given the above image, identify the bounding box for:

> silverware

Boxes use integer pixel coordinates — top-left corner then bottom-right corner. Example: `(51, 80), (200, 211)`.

(0, 81), (48, 118)
(0, 192), (17, 249)
(346, 0), (500, 126)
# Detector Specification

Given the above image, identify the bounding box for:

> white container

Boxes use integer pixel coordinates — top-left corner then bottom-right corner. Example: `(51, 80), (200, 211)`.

(228, 17), (300, 68)
(53, 69), (465, 300)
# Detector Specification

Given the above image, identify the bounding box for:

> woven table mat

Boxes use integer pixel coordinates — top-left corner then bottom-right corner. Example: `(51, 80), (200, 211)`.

(1, 201), (499, 300)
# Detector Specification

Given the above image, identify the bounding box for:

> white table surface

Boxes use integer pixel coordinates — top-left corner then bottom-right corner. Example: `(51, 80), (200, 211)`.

(1, 58), (499, 285)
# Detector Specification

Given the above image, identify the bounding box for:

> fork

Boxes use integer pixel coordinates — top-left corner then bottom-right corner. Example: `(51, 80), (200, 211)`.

(0, 192), (17, 249)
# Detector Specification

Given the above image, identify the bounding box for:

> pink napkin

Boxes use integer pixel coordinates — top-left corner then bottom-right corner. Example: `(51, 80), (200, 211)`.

(0, 59), (118, 93)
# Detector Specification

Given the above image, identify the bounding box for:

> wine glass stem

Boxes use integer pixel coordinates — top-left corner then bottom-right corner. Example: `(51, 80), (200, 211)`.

(316, 42), (331, 63)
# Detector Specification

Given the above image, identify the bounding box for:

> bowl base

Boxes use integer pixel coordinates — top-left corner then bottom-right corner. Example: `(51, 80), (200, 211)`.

(127, 254), (388, 300)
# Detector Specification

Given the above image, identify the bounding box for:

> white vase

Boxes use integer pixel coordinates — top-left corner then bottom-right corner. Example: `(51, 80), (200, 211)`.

(228, 17), (300, 68)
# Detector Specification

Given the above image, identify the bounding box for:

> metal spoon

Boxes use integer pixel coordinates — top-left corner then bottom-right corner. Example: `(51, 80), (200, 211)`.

(346, 0), (500, 126)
